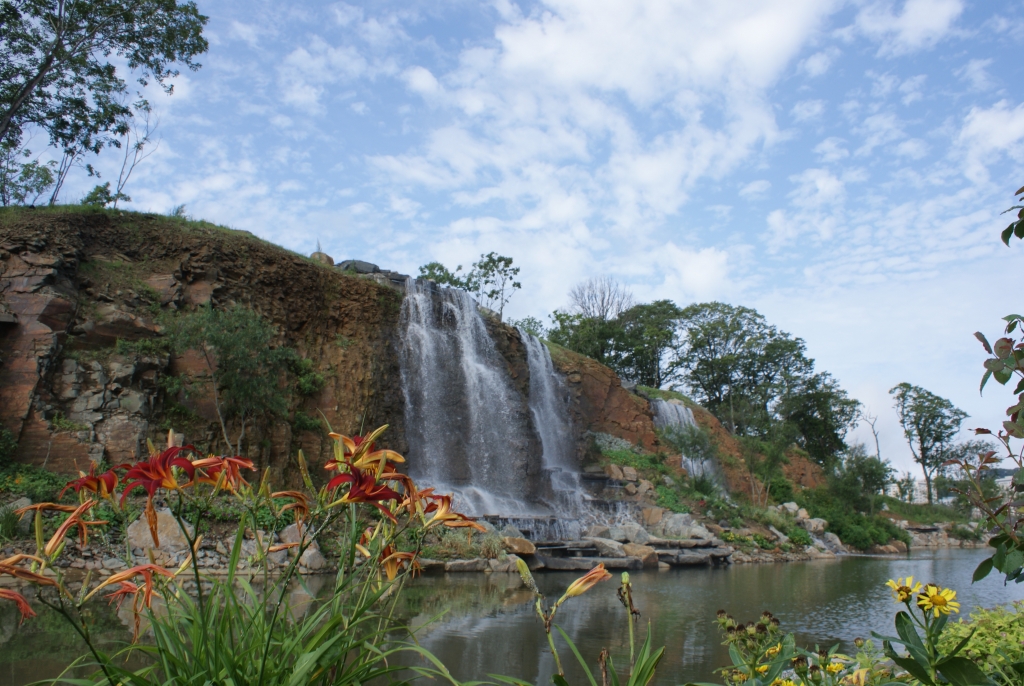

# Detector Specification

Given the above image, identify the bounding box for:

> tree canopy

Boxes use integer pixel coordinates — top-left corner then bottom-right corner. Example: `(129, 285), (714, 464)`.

(889, 382), (968, 504)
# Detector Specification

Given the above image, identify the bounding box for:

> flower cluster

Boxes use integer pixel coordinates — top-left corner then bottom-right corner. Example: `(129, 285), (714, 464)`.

(886, 576), (960, 617)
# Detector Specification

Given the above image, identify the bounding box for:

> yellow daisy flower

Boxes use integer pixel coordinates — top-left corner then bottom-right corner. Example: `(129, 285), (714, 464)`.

(916, 584), (960, 617)
(826, 663), (845, 674)
(771, 679), (796, 686)
(756, 665), (769, 675)
(765, 643), (782, 659)
(885, 576), (922, 603)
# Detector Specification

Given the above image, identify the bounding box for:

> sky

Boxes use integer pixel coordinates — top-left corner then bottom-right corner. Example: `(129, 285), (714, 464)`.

(60, 0), (1024, 474)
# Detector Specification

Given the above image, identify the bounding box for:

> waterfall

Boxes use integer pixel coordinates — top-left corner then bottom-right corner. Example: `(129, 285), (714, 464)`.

(520, 331), (588, 519)
(650, 398), (725, 489)
(399, 279), (539, 515)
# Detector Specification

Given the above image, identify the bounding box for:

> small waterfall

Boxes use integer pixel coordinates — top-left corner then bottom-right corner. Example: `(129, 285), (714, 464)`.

(399, 279), (539, 515)
(520, 331), (589, 528)
(650, 398), (725, 489)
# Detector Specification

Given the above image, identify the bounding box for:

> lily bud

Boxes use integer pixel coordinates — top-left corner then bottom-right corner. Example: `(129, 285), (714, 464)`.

(516, 557), (539, 594)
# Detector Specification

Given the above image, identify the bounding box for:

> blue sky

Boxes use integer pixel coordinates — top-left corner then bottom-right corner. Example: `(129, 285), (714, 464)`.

(68, 0), (1024, 472)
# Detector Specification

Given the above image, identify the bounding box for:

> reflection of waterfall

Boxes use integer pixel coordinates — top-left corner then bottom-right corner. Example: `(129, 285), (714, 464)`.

(520, 331), (587, 518)
(399, 279), (538, 515)
(650, 398), (725, 489)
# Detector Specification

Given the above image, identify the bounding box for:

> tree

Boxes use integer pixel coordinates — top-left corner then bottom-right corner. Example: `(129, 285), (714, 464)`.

(612, 300), (682, 387)
(0, 138), (53, 205)
(470, 252), (520, 321)
(0, 0), (207, 196)
(417, 261), (475, 290)
(830, 443), (894, 514)
(889, 382), (968, 504)
(777, 372), (860, 468)
(510, 315), (544, 338)
(547, 310), (622, 365)
(167, 304), (294, 455)
(568, 276), (634, 321)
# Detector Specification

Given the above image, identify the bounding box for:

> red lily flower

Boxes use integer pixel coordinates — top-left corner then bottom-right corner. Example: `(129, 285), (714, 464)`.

(14, 501), (108, 555)
(192, 455), (256, 492)
(87, 563), (174, 609)
(59, 464), (129, 500)
(121, 447), (198, 547)
(326, 426), (405, 476)
(327, 465), (401, 521)
(272, 491), (310, 523)
(0, 589), (36, 624)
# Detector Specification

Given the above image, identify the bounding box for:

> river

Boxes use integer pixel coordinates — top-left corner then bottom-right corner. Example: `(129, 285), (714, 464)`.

(2, 548), (1021, 685)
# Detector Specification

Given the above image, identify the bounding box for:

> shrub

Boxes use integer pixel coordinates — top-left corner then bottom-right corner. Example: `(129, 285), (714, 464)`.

(0, 427), (16, 466)
(798, 487), (909, 550)
(292, 411), (324, 434)
(0, 504), (18, 540)
(787, 527), (812, 546)
(291, 357), (326, 396)
(939, 601), (1024, 680)
(0, 463), (68, 502)
(654, 485), (690, 513)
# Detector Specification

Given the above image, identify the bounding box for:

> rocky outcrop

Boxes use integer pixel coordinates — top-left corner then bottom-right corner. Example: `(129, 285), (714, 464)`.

(0, 210), (406, 482)
(547, 344), (659, 453)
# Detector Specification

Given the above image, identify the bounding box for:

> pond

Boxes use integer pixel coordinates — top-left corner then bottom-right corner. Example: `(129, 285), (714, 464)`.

(2, 548), (1020, 685)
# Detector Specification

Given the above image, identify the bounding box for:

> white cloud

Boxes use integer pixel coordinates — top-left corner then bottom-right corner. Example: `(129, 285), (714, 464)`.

(956, 100), (1024, 184)
(957, 58), (995, 91)
(855, 0), (964, 56)
(814, 137), (849, 162)
(899, 74), (926, 105)
(855, 112), (905, 156)
(791, 99), (825, 121)
(740, 179), (772, 198)
(896, 138), (929, 158)
(800, 49), (838, 77)
(277, 38), (368, 113)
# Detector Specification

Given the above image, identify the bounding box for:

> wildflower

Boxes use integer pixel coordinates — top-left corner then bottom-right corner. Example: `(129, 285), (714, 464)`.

(422, 494), (487, 532)
(22, 500), (108, 556)
(192, 455), (255, 492)
(885, 576), (922, 603)
(0, 589), (36, 623)
(917, 584), (960, 617)
(121, 446), (198, 547)
(326, 465), (402, 521)
(756, 665), (769, 675)
(771, 680), (796, 686)
(87, 564), (174, 608)
(271, 491), (310, 523)
(826, 663), (844, 674)
(559, 564), (613, 603)
(59, 464), (128, 500)
(765, 643), (782, 659)
(379, 546), (417, 580)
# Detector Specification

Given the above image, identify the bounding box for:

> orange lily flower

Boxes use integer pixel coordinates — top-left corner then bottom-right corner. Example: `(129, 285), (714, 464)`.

(0, 589), (36, 623)
(87, 564), (174, 608)
(380, 546), (418, 581)
(423, 494), (487, 532)
(38, 500), (108, 556)
(326, 426), (405, 476)
(105, 580), (147, 639)
(121, 446), (198, 547)
(0, 561), (58, 586)
(560, 564), (613, 601)
(272, 491), (310, 523)
(192, 455), (256, 492)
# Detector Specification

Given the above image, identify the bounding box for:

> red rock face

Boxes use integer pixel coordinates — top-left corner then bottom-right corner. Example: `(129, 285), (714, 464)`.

(547, 344), (659, 454)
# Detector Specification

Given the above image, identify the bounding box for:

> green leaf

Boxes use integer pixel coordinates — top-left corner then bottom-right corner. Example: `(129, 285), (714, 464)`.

(555, 625), (598, 686)
(981, 368), (993, 394)
(894, 612), (930, 668)
(973, 557), (994, 582)
(1003, 225), (1015, 245)
(975, 331), (994, 354)
(940, 628), (976, 660)
(1015, 221), (1024, 240)
(552, 676), (571, 686)
(887, 651), (936, 686)
(1005, 549), (1024, 574)
(937, 656), (993, 686)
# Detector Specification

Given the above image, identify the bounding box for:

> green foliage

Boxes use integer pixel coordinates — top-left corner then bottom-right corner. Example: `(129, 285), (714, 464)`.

(291, 411), (323, 435)
(0, 463), (67, 502)
(0, 503), (18, 540)
(165, 303), (294, 453)
(290, 357), (325, 396)
(828, 443), (895, 515)
(613, 300), (683, 387)
(418, 252), (522, 320)
(510, 315), (545, 338)
(82, 182), (129, 207)
(890, 382), (969, 504)
(115, 336), (171, 357)
(0, 140), (55, 206)
(786, 527), (812, 546)
(548, 310), (622, 364)
(0, 0), (208, 204)
(939, 601), (1024, 681)
(798, 487), (909, 550)
(50, 411), (89, 433)
(0, 427), (16, 466)
(603, 449), (666, 474)
(1000, 184), (1024, 245)
(418, 260), (475, 289)
(880, 497), (970, 525)
(654, 485), (690, 513)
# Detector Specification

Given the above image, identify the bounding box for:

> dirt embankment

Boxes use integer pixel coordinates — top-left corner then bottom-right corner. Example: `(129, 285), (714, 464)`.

(0, 208), (405, 484)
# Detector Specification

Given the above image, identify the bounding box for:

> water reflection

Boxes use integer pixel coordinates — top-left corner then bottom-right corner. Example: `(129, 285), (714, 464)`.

(403, 549), (1024, 685)
(2, 549), (1021, 685)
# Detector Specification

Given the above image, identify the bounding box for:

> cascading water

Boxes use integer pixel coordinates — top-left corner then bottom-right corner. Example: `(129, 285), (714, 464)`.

(399, 279), (539, 515)
(520, 331), (587, 515)
(650, 398), (726, 490)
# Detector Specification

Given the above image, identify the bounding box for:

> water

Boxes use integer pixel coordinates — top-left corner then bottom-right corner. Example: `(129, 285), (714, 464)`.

(520, 330), (589, 525)
(403, 548), (1024, 685)
(650, 398), (726, 490)
(2, 549), (1017, 685)
(399, 280), (539, 515)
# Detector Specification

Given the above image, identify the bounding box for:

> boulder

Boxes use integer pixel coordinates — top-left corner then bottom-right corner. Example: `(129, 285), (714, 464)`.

(621, 466), (639, 482)
(624, 483), (638, 495)
(585, 537), (627, 558)
(620, 522), (651, 544)
(500, 525), (525, 538)
(796, 508), (810, 520)
(641, 507), (665, 526)
(7, 497), (32, 535)
(584, 524), (611, 539)
(823, 532), (845, 553)
(799, 518), (828, 535)
(622, 543), (659, 568)
(488, 554), (522, 573)
(891, 540), (908, 553)
(127, 510), (194, 553)
(298, 548), (327, 570)
(604, 464), (625, 480)
(503, 536), (536, 555)
(637, 479), (654, 495)
(657, 513), (694, 538)
(337, 259), (379, 274)
(279, 523), (318, 557)
(805, 546), (835, 559)
(768, 526), (789, 544)
(780, 502), (799, 514)
(445, 558), (489, 572)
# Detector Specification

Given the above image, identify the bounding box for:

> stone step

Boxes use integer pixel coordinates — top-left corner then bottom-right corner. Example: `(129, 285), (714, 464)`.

(537, 555), (643, 571)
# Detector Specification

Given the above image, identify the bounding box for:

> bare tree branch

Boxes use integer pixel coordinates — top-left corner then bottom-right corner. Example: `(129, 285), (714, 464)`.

(568, 276), (634, 321)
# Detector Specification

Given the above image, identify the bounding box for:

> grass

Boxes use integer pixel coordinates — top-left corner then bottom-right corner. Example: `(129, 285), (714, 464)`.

(0, 463), (69, 503)
(880, 497), (972, 524)
(50, 412), (89, 433)
(638, 386), (694, 404)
